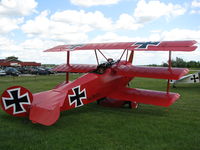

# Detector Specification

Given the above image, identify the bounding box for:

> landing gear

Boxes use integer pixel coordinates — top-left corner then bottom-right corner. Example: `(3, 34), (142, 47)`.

(125, 101), (138, 109)
(97, 98), (139, 109)
(130, 101), (138, 109)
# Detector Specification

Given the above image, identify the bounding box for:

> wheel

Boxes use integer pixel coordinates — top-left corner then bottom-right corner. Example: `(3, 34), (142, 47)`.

(129, 101), (138, 109)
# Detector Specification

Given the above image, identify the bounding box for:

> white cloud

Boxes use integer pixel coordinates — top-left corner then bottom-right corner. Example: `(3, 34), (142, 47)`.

(70, 0), (121, 7)
(92, 32), (145, 43)
(190, 0), (200, 14)
(51, 10), (113, 30)
(113, 0), (187, 31)
(22, 10), (115, 42)
(190, 10), (200, 14)
(115, 13), (143, 30)
(159, 28), (200, 41)
(21, 11), (50, 36)
(0, 36), (66, 64)
(134, 0), (186, 23)
(0, 36), (21, 52)
(0, 17), (23, 34)
(0, 0), (37, 17)
(192, 0), (200, 7)
(0, 0), (37, 34)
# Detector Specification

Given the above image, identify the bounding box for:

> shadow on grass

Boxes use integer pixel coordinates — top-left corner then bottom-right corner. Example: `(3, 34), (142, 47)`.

(0, 102), (168, 130)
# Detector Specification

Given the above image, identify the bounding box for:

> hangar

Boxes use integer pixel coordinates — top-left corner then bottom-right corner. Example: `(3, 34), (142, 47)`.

(0, 59), (41, 67)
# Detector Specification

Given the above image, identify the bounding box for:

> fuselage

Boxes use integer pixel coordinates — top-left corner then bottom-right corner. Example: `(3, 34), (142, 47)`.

(56, 61), (133, 111)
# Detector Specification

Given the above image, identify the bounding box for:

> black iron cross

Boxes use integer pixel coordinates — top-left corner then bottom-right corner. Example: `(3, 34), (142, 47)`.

(133, 41), (160, 49)
(190, 75), (199, 83)
(68, 86), (86, 107)
(2, 88), (30, 114)
(68, 44), (84, 50)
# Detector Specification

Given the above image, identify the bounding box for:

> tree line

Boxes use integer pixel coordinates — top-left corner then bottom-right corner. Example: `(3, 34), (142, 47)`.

(162, 57), (200, 68)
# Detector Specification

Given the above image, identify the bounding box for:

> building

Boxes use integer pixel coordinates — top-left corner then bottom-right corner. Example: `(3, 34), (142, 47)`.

(0, 59), (41, 67)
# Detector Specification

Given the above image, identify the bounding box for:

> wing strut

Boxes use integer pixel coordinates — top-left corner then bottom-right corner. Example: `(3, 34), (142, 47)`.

(66, 51), (70, 83)
(97, 49), (108, 61)
(119, 49), (127, 61)
(128, 51), (134, 63)
(167, 51), (172, 93)
(94, 50), (99, 65)
(126, 50), (129, 62)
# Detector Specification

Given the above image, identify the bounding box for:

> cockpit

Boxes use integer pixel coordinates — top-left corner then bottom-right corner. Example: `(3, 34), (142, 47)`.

(92, 58), (117, 74)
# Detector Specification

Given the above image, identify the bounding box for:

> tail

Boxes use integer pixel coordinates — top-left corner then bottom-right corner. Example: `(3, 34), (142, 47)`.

(0, 86), (33, 117)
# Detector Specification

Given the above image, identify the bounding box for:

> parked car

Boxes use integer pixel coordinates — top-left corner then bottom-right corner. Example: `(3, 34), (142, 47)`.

(0, 69), (6, 76)
(43, 67), (55, 74)
(4, 67), (21, 76)
(30, 67), (49, 75)
(16, 67), (30, 74)
(37, 67), (50, 75)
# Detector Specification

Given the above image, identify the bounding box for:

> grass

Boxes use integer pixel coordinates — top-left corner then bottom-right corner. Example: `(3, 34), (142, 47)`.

(0, 74), (200, 150)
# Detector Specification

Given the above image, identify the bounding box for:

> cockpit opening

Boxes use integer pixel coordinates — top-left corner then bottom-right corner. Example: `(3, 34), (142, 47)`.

(92, 58), (117, 74)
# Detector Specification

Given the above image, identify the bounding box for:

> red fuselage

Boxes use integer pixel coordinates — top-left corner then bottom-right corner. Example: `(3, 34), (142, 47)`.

(56, 61), (133, 111)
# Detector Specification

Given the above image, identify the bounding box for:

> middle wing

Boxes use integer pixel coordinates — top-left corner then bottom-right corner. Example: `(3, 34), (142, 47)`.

(53, 64), (97, 73)
(115, 65), (189, 80)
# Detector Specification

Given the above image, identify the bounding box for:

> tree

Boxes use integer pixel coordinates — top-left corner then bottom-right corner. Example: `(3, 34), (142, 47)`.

(162, 57), (200, 68)
(175, 57), (186, 67)
(5, 56), (20, 62)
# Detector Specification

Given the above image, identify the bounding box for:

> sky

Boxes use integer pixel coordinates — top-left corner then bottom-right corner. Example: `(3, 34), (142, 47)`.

(0, 0), (200, 65)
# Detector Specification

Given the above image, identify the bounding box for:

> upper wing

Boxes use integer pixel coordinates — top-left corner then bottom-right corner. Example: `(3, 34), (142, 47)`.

(44, 40), (197, 52)
(115, 65), (189, 80)
(108, 88), (180, 107)
(53, 64), (97, 73)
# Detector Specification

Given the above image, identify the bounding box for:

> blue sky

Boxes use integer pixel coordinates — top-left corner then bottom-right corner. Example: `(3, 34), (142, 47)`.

(0, 0), (200, 65)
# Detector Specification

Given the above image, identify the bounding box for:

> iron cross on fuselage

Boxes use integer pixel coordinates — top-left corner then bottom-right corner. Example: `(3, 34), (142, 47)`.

(68, 86), (87, 108)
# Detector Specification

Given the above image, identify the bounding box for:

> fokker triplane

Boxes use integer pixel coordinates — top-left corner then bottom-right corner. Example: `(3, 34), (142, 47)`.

(0, 40), (197, 126)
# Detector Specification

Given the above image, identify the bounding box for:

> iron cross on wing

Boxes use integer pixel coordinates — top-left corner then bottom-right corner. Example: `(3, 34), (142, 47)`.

(133, 42), (160, 49)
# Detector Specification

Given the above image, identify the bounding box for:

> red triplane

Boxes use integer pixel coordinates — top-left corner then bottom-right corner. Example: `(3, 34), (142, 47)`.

(0, 41), (197, 126)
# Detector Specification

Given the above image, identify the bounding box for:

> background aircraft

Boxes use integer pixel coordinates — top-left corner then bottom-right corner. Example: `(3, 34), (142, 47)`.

(171, 71), (200, 87)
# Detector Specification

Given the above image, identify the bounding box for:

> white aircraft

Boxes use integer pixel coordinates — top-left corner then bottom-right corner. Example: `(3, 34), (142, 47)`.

(170, 71), (200, 87)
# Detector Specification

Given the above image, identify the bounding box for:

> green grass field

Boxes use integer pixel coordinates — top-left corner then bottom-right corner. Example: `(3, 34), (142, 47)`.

(0, 74), (200, 150)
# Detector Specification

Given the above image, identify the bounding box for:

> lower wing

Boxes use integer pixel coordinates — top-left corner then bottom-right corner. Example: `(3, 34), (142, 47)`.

(108, 88), (180, 107)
